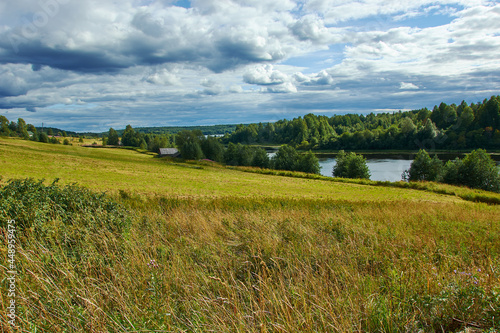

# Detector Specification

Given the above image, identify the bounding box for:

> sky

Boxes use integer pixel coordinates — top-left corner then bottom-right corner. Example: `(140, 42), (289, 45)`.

(0, 0), (499, 132)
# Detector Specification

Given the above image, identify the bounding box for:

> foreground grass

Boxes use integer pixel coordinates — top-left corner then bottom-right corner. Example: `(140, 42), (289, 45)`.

(1, 138), (499, 332)
(0, 180), (499, 332)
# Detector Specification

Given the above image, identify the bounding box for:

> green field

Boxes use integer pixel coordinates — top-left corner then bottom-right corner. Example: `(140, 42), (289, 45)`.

(1, 137), (500, 332)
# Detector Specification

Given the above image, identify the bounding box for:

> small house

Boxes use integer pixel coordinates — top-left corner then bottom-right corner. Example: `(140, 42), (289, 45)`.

(159, 148), (180, 157)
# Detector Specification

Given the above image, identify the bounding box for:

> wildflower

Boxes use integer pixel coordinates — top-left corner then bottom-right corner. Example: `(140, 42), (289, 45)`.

(147, 259), (159, 268)
(477, 268), (481, 272)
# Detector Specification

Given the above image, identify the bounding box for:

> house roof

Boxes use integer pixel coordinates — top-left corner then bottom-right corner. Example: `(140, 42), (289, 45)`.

(159, 148), (179, 156)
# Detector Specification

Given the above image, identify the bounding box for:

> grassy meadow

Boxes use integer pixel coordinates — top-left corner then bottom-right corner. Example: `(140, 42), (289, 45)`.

(1, 137), (500, 332)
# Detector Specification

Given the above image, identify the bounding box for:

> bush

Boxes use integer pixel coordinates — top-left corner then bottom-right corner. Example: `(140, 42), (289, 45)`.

(440, 158), (461, 185)
(201, 136), (224, 162)
(251, 147), (270, 169)
(296, 150), (320, 174)
(0, 178), (129, 234)
(181, 141), (203, 160)
(406, 150), (442, 181)
(333, 150), (370, 179)
(39, 132), (49, 143)
(406, 149), (500, 193)
(457, 149), (500, 192)
(272, 145), (298, 171)
(224, 143), (262, 167)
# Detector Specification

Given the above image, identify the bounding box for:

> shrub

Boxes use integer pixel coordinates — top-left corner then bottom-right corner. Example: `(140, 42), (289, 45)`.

(252, 147), (270, 169)
(406, 149), (442, 181)
(200, 136), (224, 162)
(39, 132), (49, 143)
(440, 158), (463, 185)
(0, 178), (129, 234)
(296, 150), (320, 174)
(181, 141), (203, 160)
(457, 149), (500, 192)
(333, 150), (370, 179)
(406, 149), (500, 193)
(272, 145), (299, 171)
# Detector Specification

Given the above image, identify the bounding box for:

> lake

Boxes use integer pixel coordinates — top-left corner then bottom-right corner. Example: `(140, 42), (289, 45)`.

(318, 155), (500, 182)
(266, 151), (500, 182)
(318, 157), (411, 182)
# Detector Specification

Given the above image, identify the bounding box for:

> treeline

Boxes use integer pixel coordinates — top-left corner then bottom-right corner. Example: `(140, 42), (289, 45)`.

(105, 126), (320, 176)
(105, 125), (176, 152)
(1, 116), (36, 139)
(0, 115), (76, 145)
(116, 124), (236, 136)
(174, 130), (320, 174)
(223, 96), (500, 150)
(404, 149), (500, 192)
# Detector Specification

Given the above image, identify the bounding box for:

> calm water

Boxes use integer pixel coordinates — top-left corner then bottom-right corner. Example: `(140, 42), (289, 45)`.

(318, 158), (412, 182)
(267, 152), (500, 182)
(318, 157), (500, 182)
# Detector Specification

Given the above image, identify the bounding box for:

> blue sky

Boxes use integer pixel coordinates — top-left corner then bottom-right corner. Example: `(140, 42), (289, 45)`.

(0, 0), (499, 132)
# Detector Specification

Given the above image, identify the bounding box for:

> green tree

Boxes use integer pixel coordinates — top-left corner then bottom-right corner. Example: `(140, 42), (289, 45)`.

(477, 96), (500, 130)
(175, 130), (203, 147)
(458, 149), (500, 192)
(224, 143), (240, 166)
(181, 141), (203, 160)
(17, 118), (29, 139)
(27, 124), (36, 134)
(0, 115), (10, 136)
(39, 132), (49, 143)
(416, 108), (431, 123)
(139, 139), (147, 150)
(272, 145), (299, 171)
(458, 106), (474, 130)
(147, 135), (170, 153)
(406, 149), (440, 181)
(252, 148), (270, 169)
(200, 136), (224, 162)
(296, 150), (320, 174)
(441, 158), (463, 185)
(107, 128), (119, 146)
(333, 150), (370, 179)
(121, 125), (137, 147)
(400, 117), (416, 135)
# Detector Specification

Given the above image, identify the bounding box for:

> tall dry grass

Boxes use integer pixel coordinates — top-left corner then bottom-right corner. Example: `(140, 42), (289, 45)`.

(1, 181), (499, 332)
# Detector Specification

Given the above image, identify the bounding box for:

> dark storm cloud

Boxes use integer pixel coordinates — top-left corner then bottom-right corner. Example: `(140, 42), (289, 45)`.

(0, 39), (131, 73)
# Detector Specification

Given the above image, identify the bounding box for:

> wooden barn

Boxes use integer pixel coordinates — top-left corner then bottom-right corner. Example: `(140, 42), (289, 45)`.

(158, 148), (180, 157)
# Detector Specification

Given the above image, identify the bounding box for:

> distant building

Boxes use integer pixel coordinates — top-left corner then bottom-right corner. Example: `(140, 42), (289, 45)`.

(159, 148), (180, 157)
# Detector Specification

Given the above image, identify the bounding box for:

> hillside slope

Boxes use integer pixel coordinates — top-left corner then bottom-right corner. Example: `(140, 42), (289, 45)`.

(1, 137), (499, 332)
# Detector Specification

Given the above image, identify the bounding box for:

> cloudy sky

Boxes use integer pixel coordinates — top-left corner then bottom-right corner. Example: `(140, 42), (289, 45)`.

(0, 0), (499, 132)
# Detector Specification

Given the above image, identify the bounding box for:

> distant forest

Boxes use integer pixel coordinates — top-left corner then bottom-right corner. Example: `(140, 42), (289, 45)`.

(117, 124), (237, 136)
(2, 95), (500, 151)
(223, 95), (500, 150)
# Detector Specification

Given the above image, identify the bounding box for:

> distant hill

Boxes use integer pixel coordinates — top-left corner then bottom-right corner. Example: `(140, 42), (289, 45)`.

(116, 124), (238, 136)
(31, 124), (239, 137)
